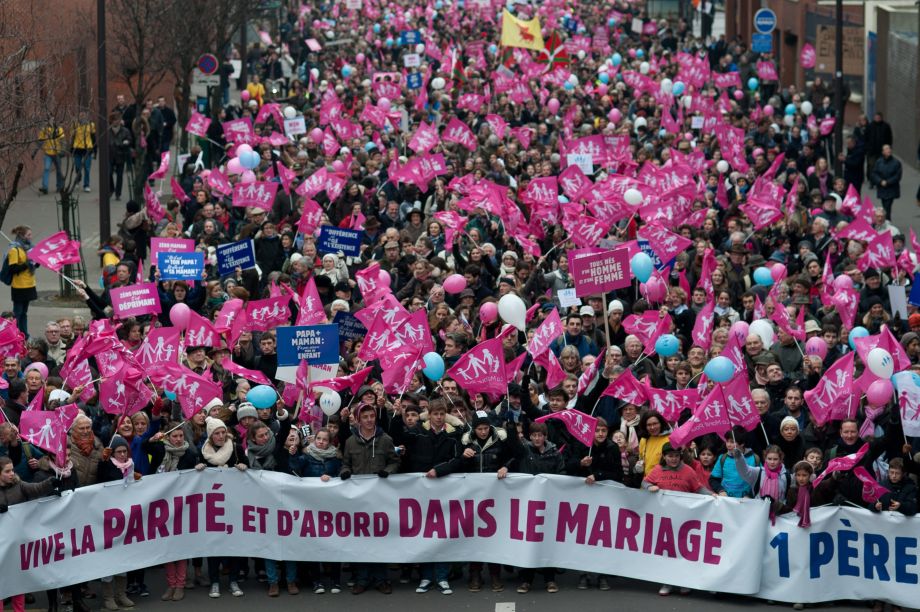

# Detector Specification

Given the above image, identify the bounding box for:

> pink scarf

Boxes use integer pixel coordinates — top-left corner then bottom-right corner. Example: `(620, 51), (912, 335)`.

(760, 465), (782, 524)
(793, 484), (812, 528)
(111, 456), (134, 479)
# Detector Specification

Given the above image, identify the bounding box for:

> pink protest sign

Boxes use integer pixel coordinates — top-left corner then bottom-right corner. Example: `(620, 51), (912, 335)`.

(150, 237), (195, 263)
(109, 283), (162, 318)
(571, 248), (631, 297)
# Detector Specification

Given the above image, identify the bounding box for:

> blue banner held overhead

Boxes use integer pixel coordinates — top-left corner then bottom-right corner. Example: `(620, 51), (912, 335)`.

(156, 252), (204, 280)
(318, 226), (363, 258)
(399, 29), (421, 45)
(276, 325), (341, 367)
(332, 311), (368, 341)
(406, 72), (423, 90)
(909, 273), (920, 307)
(216, 239), (257, 276)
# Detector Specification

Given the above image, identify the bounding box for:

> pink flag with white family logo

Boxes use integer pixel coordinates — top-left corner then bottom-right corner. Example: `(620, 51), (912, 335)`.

(534, 349), (567, 389)
(135, 326), (181, 366)
(442, 117), (477, 151)
(669, 385), (732, 448)
(527, 309), (562, 358)
(0, 317), (25, 359)
(20, 405), (77, 457)
(536, 409), (598, 447)
(577, 348), (605, 395)
(185, 310), (222, 347)
(643, 385), (693, 424)
(222, 118), (255, 144)
(853, 467), (890, 504)
(221, 358), (273, 387)
(144, 184), (165, 223)
(800, 43), (816, 69)
(446, 338), (507, 395)
(602, 369), (647, 405)
(297, 198), (324, 236)
(208, 168), (232, 196)
(312, 366), (373, 395)
(295, 277), (326, 325)
(690, 300), (716, 351)
(813, 443), (869, 488)
(148, 151), (170, 180)
(245, 295), (292, 332)
(185, 112), (211, 138)
(232, 181), (278, 211)
(721, 375), (760, 431)
(804, 352), (858, 425)
(28, 231), (81, 272)
(637, 224), (691, 266)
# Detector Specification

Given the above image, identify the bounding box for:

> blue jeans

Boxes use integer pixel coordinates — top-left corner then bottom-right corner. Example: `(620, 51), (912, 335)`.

(73, 151), (92, 188)
(264, 560), (297, 585)
(353, 563), (387, 587)
(421, 562), (449, 583)
(42, 154), (63, 191)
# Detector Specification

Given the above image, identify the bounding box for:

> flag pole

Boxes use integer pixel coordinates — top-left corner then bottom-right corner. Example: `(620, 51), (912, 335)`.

(601, 292), (611, 350)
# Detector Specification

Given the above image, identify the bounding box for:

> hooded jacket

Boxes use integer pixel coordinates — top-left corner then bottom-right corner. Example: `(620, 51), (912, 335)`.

(0, 473), (56, 507)
(515, 439), (565, 475)
(462, 426), (516, 474)
(391, 416), (462, 475)
(340, 426), (400, 477)
(565, 438), (624, 483)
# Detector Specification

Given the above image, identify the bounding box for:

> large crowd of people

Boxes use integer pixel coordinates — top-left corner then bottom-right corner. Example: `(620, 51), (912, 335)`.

(4, 0), (919, 611)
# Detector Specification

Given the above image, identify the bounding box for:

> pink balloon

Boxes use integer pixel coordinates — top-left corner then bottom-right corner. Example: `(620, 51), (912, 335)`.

(378, 269), (391, 287)
(684, 132), (693, 141)
(331, 160), (345, 173)
(443, 273), (467, 294)
(479, 302), (498, 324)
(547, 98), (560, 114)
(310, 128), (324, 143)
(378, 97), (391, 112)
(866, 378), (894, 407)
(834, 275), (854, 291)
(628, 49), (637, 58)
(733, 89), (744, 100)
(642, 277), (667, 303)
(200, 169), (211, 180)
(752, 148), (765, 158)
(170, 303), (191, 329)
(356, 53), (365, 63)
(597, 84), (608, 96)
(763, 104), (774, 116)
(240, 90), (250, 102)
(236, 144), (253, 156)
(805, 337), (828, 359)
(730, 320), (749, 344)
(226, 157), (243, 175)
(770, 264), (787, 282)
(240, 170), (256, 184)
(607, 108), (621, 123)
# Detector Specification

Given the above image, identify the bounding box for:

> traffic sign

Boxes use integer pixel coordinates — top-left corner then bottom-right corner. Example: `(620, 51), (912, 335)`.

(752, 33), (773, 54)
(753, 8), (777, 34)
(197, 53), (219, 76)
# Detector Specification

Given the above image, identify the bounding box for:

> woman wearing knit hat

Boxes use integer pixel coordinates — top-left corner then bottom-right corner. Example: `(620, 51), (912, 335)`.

(776, 416), (806, 470)
(195, 417), (248, 598)
(96, 435), (141, 611)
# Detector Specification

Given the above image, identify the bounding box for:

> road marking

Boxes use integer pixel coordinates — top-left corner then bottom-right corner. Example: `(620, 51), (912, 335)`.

(495, 603), (515, 612)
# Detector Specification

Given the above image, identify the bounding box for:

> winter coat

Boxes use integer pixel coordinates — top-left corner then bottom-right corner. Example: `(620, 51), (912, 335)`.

(876, 478), (918, 516)
(340, 427), (400, 477)
(68, 436), (105, 487)
(565, 439), (624, 483)
(871, 155), (902, 200)
(515, 440), (565, 475)
(390, 416), (462, 476)
(461, 427), (516, 474)
(0, 475), (55, 508)
(710, 450), (759, 497)
(144, 440), (200, 473)
(733, 449), (789, 502)
(292, 452), (343, 478)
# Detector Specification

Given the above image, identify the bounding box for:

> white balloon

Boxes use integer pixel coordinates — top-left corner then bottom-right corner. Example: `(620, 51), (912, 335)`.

(310, 68), (320, 80)
(497, 294), (527, 332)
(283, 106), (297, 119)
(415, 43), (425, 53)
(576, 50), (586, 60)
(783, 114), (795, 127)
(319, 391), (342, 416)
(749, 320), (775, 347)
(624, 188), (643, 206)
(431, 77), (446, 90)
(568, 74), (579, 86)
(660, 78), (673, 94)
(639, 61), (650, 75)
(683, 95), (693, 109)
(716, 160), (730, 174)
(800, 101), (813, 115)
(867, 348), (894, 379)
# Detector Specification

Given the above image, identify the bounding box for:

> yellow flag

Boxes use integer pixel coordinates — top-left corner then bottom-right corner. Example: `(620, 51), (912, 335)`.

(500, 9), (544, 51)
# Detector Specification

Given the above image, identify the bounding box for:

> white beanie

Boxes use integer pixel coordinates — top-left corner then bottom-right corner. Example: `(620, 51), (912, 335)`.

(608, 299), (625, 314)
(203, 397), (223, 413)
(206, 416), (227, 439)
(780, 416), (800, 432)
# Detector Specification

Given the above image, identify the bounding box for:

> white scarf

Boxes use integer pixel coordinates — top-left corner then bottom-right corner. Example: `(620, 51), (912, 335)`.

(201, 440), (234, 467)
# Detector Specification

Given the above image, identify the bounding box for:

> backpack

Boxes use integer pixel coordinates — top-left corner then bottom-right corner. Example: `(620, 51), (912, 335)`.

(0, 248), (18, 285)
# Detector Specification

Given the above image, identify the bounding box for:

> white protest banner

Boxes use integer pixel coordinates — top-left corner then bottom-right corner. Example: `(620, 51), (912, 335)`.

(558, 287), (582, 307)
(283, 116), (307, 138)
(757, 506), (919, 608)
(403, 53), (421, 68)
(566, 153), (594, 175)
(691, 115), (704, 130)
(0, 472), (765, 598)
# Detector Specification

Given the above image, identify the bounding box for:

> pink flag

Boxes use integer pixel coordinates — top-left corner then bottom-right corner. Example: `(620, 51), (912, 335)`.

(669, 385), (733, 448)
(20, 410), (66, 456)
(222, 118), (255, 145)
(312, 366), (373, 395)
(26, 385), (44, 411)
(534, 349), (567, 389)
(446, 338), (507, 395)
(28, 231), (81, 272)
(740, 198), (783, 231)
(623, 311), (666, 353)
(638, 224), (692, 266)
(143, 183), (166, 223)
(721, 375), (760, 431)
(832, 287), (860, 329)
(135, 326), (181, 366)
(601, 369), (647, 405)
(853, 467), (890, 504)
(854, 325), (912, 374)
(0, 317), (25, 359)
(691, 300), (716, 350)
(232, 181), (279, 211)
(245, 296), (292, 332)
(408, 121), (440, 154)
(804, 353), (858, 426)
(295, 276), (326, 325)
(442, 117), (477, 151)
(643, 385), (689, 423)
(355, 263), (390, 306)
(697, 248), (717, 296)
(893, 371), (920, 437)
(527, 309), (562, 358)
(185, 111), (211, 137)
(170, 177), (190, 203)
(857, 230), (896, 272)
(221, 358), (273, 387)
(297, 198), (324, 236)
(148, 151), (171, 180)
(577, 348), (604, 394)
(535, 409), (597, 447)
(214, 298), (244, 332)
(185, 310), (222, 347)
(485, 114), (508, 140)
(505, 352), (528, 386)
(800, 43), (816, 69)
(358, 310), (408, 363)
(813, 443), (869, 488)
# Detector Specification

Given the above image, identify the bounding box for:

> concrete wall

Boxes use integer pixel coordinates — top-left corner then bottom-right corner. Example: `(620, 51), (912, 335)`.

(876, 8), (919, 167)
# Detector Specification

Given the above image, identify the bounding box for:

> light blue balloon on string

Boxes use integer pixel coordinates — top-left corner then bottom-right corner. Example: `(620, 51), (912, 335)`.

(753, 267), (774, 287)
(611, 53), (622, 66)
(672, 81), (685, 96)
(655, 334), (680, 357)
(630, 252), (653, 283)
(164, 390), (177, 401)
(704, 356), (734, 383)
(848, 326), (869, 350)
(599, 72), (610, 84)
(748, 77), (759, 90)
(422, 352), (445, 381)
(247, 385), (277, 409)
(785, 103), (797, 115)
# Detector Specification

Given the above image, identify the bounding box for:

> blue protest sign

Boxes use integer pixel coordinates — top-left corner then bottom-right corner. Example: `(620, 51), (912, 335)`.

(156, 252), (204, 280)
(910, 273), (920, 307)
(332, 311), (367, 341)
(216, 239), (256, 276)
(399, 30), (421, 45)
(318, 226), (363, 257)
(406, 72), (423, 90)
(752, 34), (773, 54)
(276, 325), (340, 366)
(637, 239), (673, 272)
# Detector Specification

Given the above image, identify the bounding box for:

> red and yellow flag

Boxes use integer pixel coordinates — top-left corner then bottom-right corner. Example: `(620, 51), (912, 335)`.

(500, 9), (544, 51)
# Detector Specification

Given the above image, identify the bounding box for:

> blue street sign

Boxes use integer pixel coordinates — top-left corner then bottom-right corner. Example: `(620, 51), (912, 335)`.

(752, 33), (773, 54)
(753, 8), (777, 35)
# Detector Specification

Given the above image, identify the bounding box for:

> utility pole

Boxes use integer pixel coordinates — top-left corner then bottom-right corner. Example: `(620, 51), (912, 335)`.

(96, 0), (111, 240)
(833, 0), (844, 176)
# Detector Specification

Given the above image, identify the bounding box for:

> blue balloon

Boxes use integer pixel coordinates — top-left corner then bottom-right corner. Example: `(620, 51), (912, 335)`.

(435, 0), (443, 8)
(704, 356), (735, 383)
(373, 23), (381, 33)
(341, 65), (353, 77)
(385, 37), (394, 47)
(564, 82), (574, 91)
(240, 150), (260, 169)
(753, 266), (774, 287)
(611, 53), (622, 66)
(655, 334), (680, 357)
(422, 351), (445, 381)
(636, 49), (644, 58)
(599, 72), (610, 84)
(848, 326), (869, 350)
(247, 385), (277, 409)
(630, 252), (654, 283)
(164, 390), (177, 401)
(672, 81), (685, 96)
(488, 44), (498, 55)
(558, 195), (569, 204)
(747, 77), (759, 91)
(607, 17), (617, 27)
(785, 103), (797, 116)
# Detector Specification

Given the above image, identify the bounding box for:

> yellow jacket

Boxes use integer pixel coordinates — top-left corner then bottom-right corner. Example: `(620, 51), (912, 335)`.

(639, 434), (671, 477)
(72, 122), (96, 150)
(8, 246), (35, 290)
(246, 82), (265, 106)
(39, 125), (66, 156)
